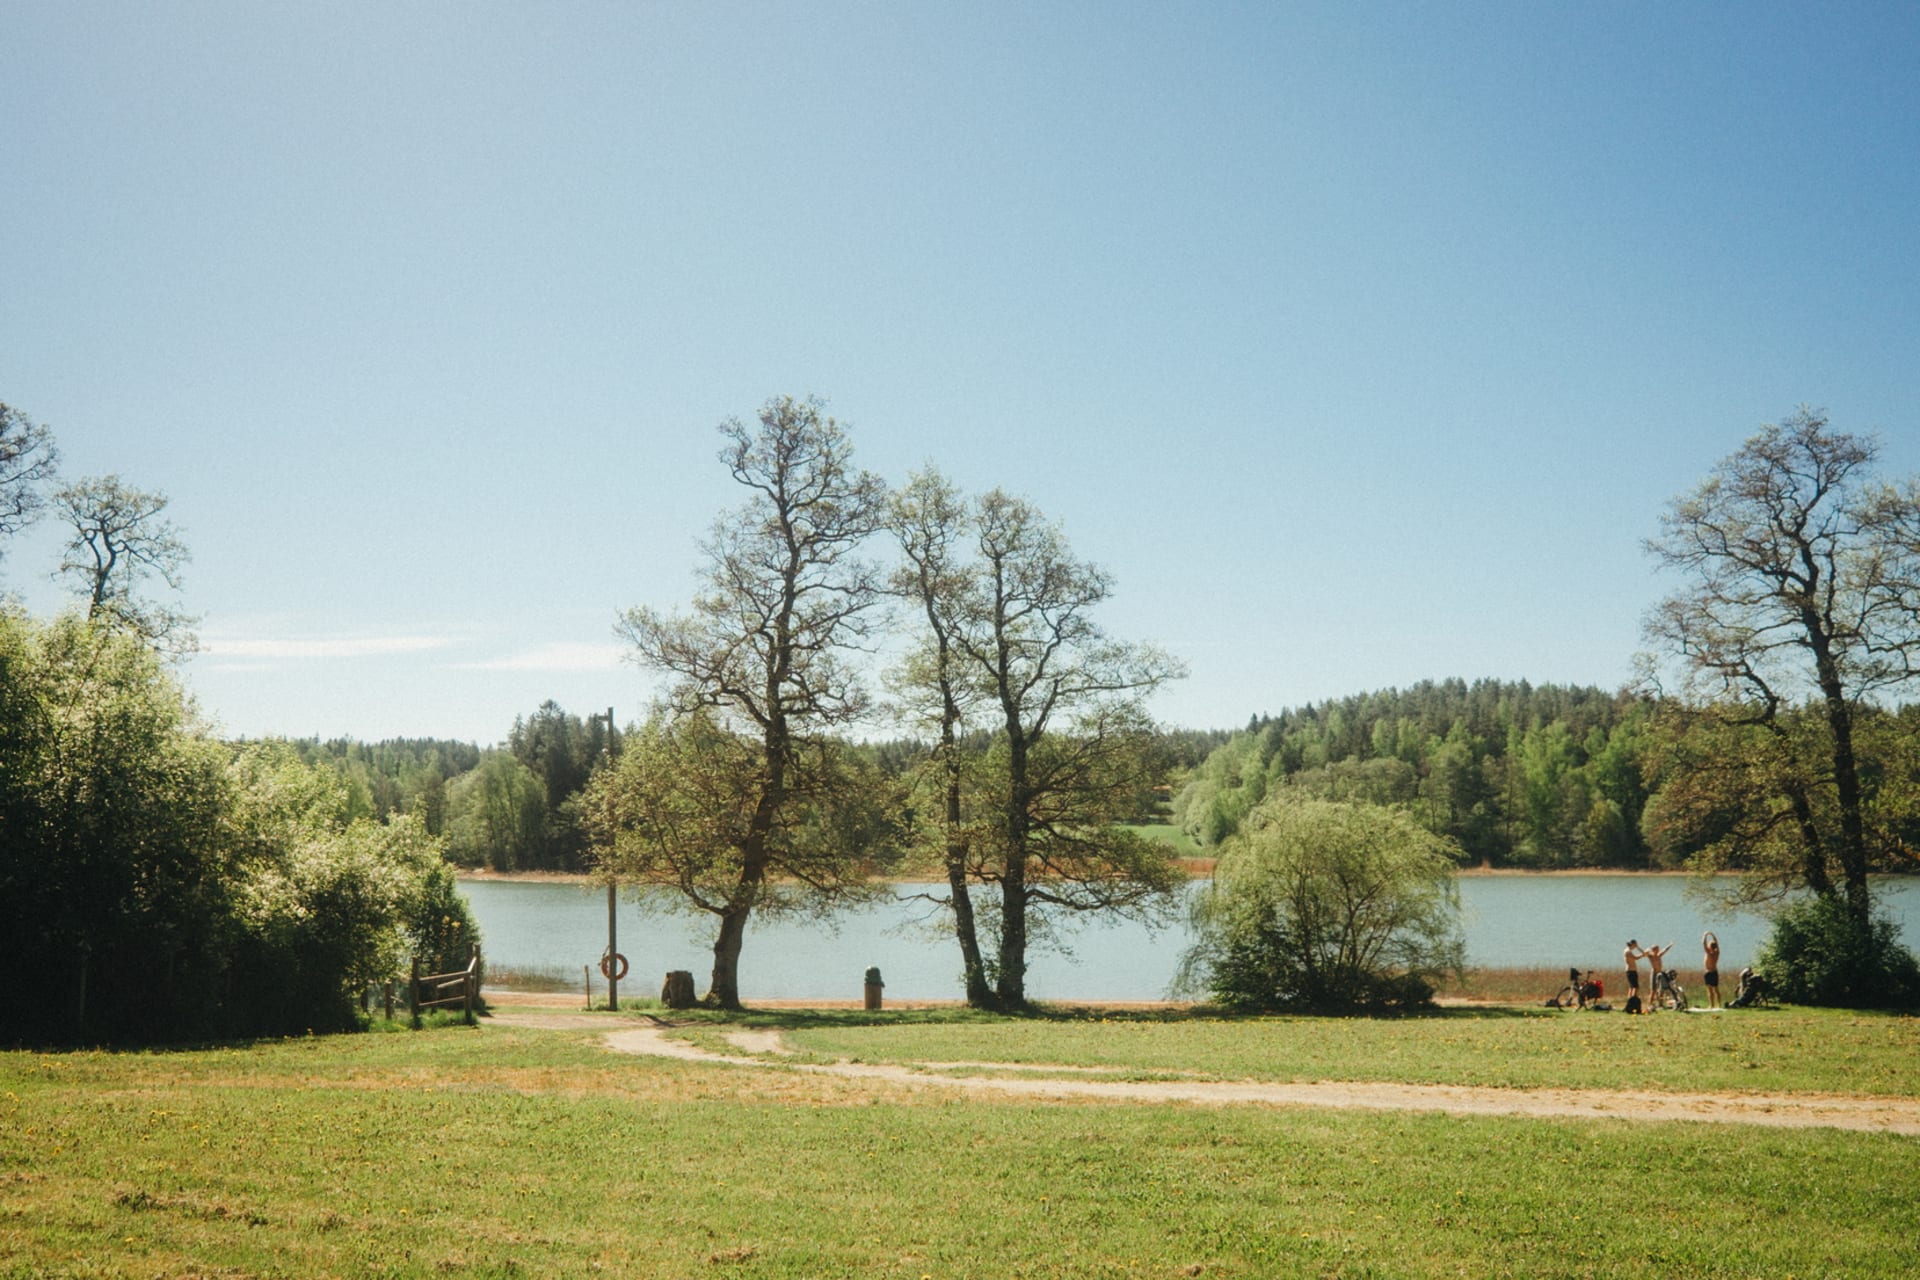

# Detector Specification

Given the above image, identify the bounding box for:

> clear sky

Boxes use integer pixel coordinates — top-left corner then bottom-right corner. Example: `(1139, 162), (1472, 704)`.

(3, 3), (1917, 745)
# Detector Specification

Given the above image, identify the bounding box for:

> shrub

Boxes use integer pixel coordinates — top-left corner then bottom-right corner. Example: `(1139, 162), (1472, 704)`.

(1754, 895), (1920, 1010)
(1176, 797), (1464, 1012)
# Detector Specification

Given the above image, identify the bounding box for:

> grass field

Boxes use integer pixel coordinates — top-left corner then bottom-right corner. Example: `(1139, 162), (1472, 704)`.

(5, 1003), (1916, 1278)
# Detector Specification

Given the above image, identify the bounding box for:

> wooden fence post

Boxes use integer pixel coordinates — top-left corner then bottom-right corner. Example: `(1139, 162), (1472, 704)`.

(409, 956), (421, 1029)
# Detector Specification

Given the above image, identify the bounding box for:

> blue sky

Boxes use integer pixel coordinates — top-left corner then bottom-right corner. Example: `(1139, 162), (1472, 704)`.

(3, 3), (1917, 744)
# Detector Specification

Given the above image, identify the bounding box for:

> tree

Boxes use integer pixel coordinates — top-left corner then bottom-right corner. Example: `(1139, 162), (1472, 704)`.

(586, 710), (898, 973)
(444, 751), (548, 870)
(608, 396), (888, 1008)
(0, 608), (229, 1041)
(1644, 409), (1920, 923)
(0, 401), (59, 556)
(947, 490), (1186, 1008)
(1176, 797), (1465, 1011)
(886, 468), (994, 1005)
(53, 474), (197, 653)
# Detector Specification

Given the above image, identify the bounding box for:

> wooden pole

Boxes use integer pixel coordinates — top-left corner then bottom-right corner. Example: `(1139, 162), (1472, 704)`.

(464, 945), (478, 1026)
(607, 878), (619, 1012)
(409, 956), (421, 1029)
(585, 964), (594, 1010)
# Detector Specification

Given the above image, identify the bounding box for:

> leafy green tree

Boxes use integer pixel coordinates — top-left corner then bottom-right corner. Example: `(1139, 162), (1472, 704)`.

(610, 396), (888, 1008)
(1177, 797), (1465, 1011)
(52, 474), (197, 653)
(587, 711), (899, 968)
(444, 751), (548, 870)
(0, 609), (229, 1042)
(223, 740), (480, 1034)
(1644, 409), (1920, 921)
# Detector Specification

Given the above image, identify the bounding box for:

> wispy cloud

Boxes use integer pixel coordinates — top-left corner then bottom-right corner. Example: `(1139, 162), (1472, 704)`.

(452, 642), (626, 673)
(202, 634), (456, 661)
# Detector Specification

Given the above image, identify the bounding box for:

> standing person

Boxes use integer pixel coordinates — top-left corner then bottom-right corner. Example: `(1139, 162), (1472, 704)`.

(1624, 939), (1644, 1007)
(1644, 941), (1675, 1011)
(1703, 932), (1722, 1009)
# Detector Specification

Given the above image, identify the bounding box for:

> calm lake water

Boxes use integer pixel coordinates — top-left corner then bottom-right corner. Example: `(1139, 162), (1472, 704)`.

(461, 875), (1920, 1003)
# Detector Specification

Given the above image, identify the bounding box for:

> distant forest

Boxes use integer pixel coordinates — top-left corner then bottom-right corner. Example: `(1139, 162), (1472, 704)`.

(290, 677), (1918, 876)
(1175, 678), (1920, 872)
(287, 681), (1666, 874)
(1174, 679), (1657, 868)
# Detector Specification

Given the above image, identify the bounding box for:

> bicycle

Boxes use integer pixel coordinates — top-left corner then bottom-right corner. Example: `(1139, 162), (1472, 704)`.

(1652, 968), (1688, 1011)
(1552, 968), (1603, 1009)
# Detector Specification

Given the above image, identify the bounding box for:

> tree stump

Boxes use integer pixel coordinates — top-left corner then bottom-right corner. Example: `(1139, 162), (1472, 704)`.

(661, 970), (698, 1009)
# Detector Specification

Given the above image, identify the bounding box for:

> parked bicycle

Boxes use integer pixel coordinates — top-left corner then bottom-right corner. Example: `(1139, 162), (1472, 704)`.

(1651, 967), (1689, 1011)
(1552, 967), (1604, 1009)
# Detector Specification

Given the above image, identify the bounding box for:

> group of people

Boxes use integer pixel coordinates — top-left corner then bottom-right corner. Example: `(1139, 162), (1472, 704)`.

(1622, 932), (1724, 1011)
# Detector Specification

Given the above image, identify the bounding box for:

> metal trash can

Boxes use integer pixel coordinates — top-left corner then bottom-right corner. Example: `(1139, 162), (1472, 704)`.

(863, 966), (884, 1011)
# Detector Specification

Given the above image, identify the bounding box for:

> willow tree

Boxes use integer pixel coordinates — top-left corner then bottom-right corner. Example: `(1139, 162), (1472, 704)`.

(1644, 409), (1920, 922)
(609, 396), (887, 1008)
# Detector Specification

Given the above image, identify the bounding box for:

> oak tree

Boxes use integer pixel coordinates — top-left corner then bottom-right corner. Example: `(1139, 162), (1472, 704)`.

(1644, 409), (1920, 922)
(607, 396), (888, 1008)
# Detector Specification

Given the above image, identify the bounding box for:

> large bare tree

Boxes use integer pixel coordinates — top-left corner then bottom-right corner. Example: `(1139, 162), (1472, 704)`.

(944, 490), (1185, 1009)
(608, 396), (887, 1008)
(886, 468), (994, 1005)
(0, 401), (60, 556)
(54, 474), (198, 654)
(1644, 408), (1920, 922)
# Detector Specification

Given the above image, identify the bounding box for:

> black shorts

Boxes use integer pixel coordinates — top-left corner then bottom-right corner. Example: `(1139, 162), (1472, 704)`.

(1626, 969), (1639, 989)
(1704, 969), (1719, 986)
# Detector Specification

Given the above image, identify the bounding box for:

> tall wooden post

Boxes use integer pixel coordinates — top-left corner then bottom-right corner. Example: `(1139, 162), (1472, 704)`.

(596, 706), (619, 1012)
(606, 877), (619, 1012)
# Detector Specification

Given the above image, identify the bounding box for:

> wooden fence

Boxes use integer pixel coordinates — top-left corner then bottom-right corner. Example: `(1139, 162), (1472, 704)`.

(410, 945), (480, 1027)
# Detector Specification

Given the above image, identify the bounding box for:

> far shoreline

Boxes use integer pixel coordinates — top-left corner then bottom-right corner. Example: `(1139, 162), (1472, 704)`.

(455, 864), (1709, 887)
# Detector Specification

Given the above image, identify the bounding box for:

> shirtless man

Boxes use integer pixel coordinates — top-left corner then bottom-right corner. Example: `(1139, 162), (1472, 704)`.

(1624, 939), (1644, 1005)
(1703, 931), (1722, 1008)
(1644, 940), (1675, 1010)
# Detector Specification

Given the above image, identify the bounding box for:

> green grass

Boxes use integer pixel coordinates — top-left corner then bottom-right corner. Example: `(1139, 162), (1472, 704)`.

(3, 1009), (1916, 1278)
(1118, 822), (1206, 860)
(770, 1003), (1920, 1096)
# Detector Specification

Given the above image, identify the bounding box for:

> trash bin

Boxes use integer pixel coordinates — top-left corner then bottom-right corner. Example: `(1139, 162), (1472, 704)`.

(863, 966), (884, 1011)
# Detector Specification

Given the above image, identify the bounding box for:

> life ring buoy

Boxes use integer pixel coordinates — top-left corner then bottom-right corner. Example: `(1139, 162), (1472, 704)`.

(599, 951), (629, 982)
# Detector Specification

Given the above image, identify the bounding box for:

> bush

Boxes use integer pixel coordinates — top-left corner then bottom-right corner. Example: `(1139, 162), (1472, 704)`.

(1755, 896), (1920, 1010)
(1176, 797), (1464, 1012)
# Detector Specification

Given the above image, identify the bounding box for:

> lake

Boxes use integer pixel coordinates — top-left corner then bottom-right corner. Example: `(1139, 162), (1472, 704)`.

(461, 875), (1920, 1003)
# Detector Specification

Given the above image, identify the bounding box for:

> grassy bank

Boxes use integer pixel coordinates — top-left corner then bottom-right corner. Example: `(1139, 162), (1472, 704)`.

(4, 1007), (1915, 1278)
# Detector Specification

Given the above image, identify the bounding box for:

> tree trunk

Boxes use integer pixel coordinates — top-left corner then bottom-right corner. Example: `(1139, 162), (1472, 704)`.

(1806, 618), (1873, 923)
(707, 899), (751, 1010)
(996, 861), (1028, 1008)
(995, 748), (1032, 1008)
(942, 746), (993, 1007)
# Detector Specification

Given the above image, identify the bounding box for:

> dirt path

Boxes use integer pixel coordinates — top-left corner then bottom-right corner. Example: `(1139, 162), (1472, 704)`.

(486, 1010), (1920, 1136)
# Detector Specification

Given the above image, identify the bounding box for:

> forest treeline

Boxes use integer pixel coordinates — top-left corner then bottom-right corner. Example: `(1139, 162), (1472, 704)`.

(1174, 677), (1920, 876)
(287, 701), (618, 872)
(1175, 679), (1657, 868)
(284, 711), (1227, 876)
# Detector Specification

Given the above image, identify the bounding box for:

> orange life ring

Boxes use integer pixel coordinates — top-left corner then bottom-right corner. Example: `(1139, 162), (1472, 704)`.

(599, 951), (629, 982)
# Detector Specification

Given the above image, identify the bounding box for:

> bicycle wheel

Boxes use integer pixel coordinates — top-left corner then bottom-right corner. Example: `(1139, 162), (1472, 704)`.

(1553, 985), (1578, 1008)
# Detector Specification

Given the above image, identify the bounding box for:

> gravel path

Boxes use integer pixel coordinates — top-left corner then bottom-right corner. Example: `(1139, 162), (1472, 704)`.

(486, 1010), (1920, 1136)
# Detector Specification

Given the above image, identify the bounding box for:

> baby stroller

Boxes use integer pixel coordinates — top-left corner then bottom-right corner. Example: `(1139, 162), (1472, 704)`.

(1728, 967), (1772, 1008)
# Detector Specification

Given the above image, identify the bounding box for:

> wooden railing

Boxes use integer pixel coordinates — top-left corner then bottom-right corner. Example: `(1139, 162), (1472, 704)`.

(410, 945), (480, 1027)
